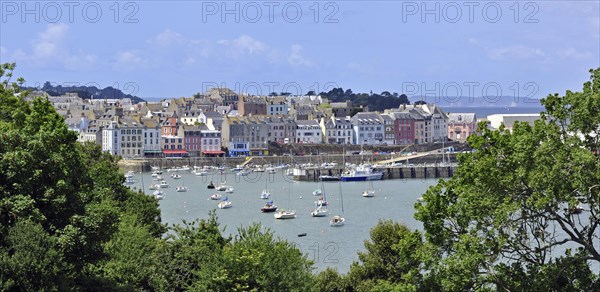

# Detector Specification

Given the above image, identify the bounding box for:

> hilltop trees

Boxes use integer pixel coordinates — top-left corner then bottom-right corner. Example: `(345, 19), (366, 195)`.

(319, 88), (410, 111)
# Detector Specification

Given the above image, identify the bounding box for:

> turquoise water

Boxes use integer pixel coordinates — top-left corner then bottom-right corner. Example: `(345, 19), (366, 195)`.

(131, 170), (439, 273)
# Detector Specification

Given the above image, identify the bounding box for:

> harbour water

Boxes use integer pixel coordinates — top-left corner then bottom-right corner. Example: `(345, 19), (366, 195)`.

(130, 169), (438, 273)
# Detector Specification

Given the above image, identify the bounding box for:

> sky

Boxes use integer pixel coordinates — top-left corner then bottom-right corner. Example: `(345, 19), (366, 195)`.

(1, 1), (598, 104)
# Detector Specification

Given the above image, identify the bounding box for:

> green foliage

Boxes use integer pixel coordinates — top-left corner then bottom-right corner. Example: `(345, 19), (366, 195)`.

(215, 223), (314, 291)
(0, 220), (73, 290)
(319, 88), (410, 111)
(313, 268), (348, 292)
(0, 63), (164, 289)
(413, 68), (600, 289)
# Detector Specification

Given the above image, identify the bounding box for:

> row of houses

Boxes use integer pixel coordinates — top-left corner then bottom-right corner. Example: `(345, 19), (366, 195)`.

(44, 89), (539, 158)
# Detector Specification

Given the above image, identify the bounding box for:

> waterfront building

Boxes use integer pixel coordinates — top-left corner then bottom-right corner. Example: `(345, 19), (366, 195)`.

(295, 120), (323, 144)
(351, 112), (385, 145)
(320, 116), (353, 144)
(447, 113), (477, 142)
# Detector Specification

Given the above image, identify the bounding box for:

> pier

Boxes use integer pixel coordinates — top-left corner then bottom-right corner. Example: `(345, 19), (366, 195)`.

(291, 164), (457, 181)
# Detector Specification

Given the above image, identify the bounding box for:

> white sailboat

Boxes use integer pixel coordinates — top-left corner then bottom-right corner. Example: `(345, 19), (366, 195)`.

(311, 178), (328, 217)
(261, 171), (271, 199)
(275, 157), (296, 219)
(362, 180), (375, 197)
(175, 174), (188, 192)
(330, 179), (345, 227)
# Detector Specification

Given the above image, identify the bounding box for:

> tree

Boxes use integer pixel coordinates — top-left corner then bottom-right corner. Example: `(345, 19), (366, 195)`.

(215, 224), (314, 291)
(346, 220), (427, 291)
(0, 221), (73, 290)
(0, 63), (164, 289)
(414, 68), (600, 290)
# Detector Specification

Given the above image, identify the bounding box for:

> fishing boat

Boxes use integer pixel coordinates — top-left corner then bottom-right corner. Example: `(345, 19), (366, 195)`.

(218, 197), (232, 209)
(340, 165), (383, 181)
(261, 201), (278, 213)
(210, 193), (222, 200)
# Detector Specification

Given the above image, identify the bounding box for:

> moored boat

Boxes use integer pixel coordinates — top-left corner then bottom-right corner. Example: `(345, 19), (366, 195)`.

(340, 165), (383, 181)
(261, 201), (278, 213)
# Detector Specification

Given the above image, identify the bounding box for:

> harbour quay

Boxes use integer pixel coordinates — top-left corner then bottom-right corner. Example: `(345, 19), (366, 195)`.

(291, 164), (457, 182)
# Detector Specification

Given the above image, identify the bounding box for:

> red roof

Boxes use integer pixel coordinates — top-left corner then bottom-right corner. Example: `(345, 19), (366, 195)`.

(162, 150), (188, 154)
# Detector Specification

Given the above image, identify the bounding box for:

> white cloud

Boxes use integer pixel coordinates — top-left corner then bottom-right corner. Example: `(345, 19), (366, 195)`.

(557, 48), (594, 60)
(288, 44), (313, 67)
(232, 35), (266, 54)
(149, 29), (184, 47)
(217, 35), (267, 59)
(488, 45), (546, 60)
(32, 23), (68, 58)
(117, 50), (144, 65)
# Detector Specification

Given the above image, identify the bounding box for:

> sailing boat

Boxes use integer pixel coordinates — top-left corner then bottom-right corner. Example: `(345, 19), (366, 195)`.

(261, 173), (270, 199)
(330, 179), (345, 227)
(311, 178), (328, 217)
(362, 180), (375, 197)
(175, 171), (188, 192)
(274, 156), (296, 219)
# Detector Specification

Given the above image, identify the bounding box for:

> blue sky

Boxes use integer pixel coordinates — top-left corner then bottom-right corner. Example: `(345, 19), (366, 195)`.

(1, 1), (598, 103)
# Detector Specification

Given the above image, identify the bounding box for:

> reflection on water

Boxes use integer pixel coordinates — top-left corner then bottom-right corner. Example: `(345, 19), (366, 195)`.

(130, 169), (440, 273)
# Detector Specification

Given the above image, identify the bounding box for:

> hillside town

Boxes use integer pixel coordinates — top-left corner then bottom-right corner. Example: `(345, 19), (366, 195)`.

(36, 88), (540, 159)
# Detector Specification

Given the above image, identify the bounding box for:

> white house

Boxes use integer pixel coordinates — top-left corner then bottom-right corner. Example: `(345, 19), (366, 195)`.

(102, 121), (120, 155)
(295, 120), (322, 144)
(351, 112), (384, 145)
